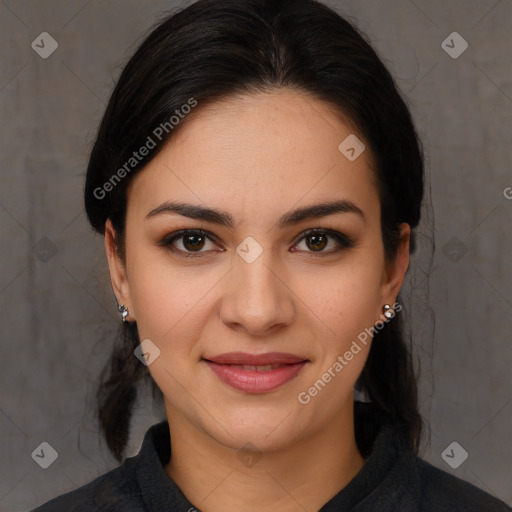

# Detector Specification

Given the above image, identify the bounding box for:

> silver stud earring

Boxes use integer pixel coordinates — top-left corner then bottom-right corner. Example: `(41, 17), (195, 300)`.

(118, 304), (129, 322)
(382, 304), (394, 319)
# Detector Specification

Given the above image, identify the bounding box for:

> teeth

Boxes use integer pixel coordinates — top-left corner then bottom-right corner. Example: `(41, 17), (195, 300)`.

(231, 364), (281, 371)
(254, 364), (274, 371)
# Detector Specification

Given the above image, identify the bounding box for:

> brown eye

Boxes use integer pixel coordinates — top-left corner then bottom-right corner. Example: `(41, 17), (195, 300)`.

(182, 233), (207, 251)
(159, 229), (220, 255)
(305, 233), (328, 251)
(293, 229), (354, 255)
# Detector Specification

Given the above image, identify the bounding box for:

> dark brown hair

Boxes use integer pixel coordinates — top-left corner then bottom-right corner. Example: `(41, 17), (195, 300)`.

(85, 0), (425, 462)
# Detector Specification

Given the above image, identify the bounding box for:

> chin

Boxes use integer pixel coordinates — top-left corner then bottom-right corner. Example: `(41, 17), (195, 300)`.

(205, 405), (309, 452)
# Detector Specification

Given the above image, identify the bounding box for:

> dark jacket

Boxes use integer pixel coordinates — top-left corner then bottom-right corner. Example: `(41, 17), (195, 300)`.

(32, 419), (510, 511)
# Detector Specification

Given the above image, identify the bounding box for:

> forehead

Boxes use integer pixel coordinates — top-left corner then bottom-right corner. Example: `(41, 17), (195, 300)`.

(127, 89), (380, 226)
(169, 88), (370, 166)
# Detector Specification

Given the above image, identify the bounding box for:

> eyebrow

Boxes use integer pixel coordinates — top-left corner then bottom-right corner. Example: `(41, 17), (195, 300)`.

(145, 199), (365, 228)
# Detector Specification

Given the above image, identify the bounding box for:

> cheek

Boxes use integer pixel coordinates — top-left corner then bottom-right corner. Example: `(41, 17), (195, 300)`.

(295, 260), (384, 340)
(292, 267), (381, 417)
(125, 242), (207, 339)
(129, 265), (216, 343)
(127, 259), (214, 395)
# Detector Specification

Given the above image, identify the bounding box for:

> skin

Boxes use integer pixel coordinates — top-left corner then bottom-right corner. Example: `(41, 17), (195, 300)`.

(105, 89), (410, 512)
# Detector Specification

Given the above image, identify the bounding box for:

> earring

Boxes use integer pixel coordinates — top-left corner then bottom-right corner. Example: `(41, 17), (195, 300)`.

(118, 304), (129, 322)
(382, 304), (394, 319)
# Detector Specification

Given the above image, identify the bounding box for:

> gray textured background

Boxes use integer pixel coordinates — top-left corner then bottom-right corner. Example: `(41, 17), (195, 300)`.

(1, 0), (511, 510)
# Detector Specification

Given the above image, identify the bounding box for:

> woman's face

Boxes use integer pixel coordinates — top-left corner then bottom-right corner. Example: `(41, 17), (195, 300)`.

(107, 89), (409, 452)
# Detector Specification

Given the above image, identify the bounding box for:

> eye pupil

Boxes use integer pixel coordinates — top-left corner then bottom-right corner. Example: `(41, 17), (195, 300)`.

(307, 234), (327, 251)
(184, 234), (205, 251)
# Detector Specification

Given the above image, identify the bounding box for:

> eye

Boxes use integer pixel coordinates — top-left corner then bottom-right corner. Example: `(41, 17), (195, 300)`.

(158, 229), (221, 256)
(159, 228), (354, 258)
(292, 229), (354, 255)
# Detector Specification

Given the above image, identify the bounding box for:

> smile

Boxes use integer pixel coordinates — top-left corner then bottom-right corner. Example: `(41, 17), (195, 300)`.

(202, 352), (309, 393)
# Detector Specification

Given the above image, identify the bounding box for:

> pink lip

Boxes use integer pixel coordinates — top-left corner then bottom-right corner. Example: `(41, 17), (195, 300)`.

(203, 352), (308, 394)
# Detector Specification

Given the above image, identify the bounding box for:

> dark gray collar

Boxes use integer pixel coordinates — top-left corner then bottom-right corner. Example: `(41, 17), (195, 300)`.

(131, 417), (415, 511)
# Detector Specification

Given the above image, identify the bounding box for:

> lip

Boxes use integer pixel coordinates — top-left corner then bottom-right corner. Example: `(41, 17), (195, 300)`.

(203, 352), (309, 394)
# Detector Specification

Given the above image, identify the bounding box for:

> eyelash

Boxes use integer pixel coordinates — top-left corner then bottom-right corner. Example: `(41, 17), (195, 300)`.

(158, 228), (354, 258)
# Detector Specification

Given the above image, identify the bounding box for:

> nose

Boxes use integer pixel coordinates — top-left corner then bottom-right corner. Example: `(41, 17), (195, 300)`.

(219, 250), (295, 337)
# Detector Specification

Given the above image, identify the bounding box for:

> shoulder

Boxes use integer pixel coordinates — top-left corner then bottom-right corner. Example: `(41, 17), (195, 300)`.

(413, 456), (510, 512)
(30, 456), (144, 512)
(30, 420), (178, 512)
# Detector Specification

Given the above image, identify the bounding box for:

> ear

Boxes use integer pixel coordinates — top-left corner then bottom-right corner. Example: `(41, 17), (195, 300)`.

(379, 223), (410, 308)
(105, 219), (133, 320)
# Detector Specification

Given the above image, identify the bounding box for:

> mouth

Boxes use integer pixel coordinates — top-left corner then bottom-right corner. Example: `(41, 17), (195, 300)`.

(202, 352), (309, 394)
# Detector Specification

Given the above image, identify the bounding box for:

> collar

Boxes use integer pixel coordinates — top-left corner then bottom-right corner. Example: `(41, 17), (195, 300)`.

(133, 420), (195, 511)
(130, 415), (415, 511)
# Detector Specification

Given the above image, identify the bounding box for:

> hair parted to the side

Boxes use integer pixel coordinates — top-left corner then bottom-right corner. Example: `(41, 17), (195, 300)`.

(86, 0), (425, 462)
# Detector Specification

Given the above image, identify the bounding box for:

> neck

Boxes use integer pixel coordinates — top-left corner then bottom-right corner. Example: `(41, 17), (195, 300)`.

(165, 402), (365, 512)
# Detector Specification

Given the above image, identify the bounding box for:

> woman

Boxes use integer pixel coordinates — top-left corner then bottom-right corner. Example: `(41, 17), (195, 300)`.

(33, 0), (509, 510)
